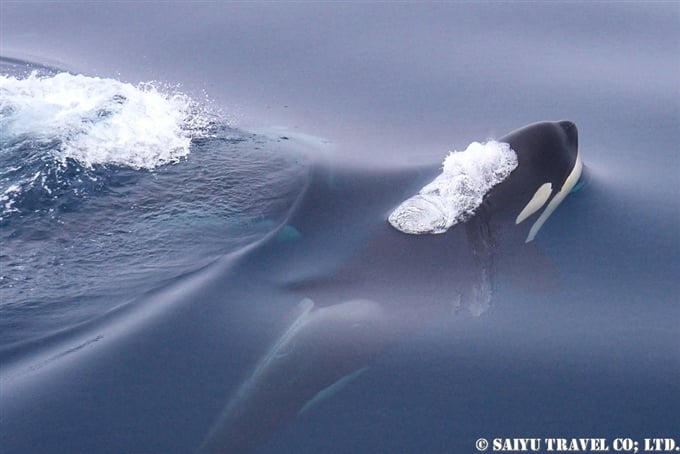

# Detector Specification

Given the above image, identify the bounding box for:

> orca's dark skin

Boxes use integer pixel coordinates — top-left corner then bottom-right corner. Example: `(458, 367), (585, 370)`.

(481, 120), (579, 225)
(198, 121), (583, 452)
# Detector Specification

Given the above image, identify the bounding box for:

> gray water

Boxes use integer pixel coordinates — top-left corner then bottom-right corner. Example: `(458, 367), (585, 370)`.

(1, 2), (678, 453)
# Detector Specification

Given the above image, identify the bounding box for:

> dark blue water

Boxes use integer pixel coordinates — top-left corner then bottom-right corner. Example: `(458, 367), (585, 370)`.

(1, 3), (678, 453)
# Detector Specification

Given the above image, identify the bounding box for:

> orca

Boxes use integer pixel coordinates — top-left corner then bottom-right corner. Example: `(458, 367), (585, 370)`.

(198, 120), (583, 452)
(0, 121), (582, 453)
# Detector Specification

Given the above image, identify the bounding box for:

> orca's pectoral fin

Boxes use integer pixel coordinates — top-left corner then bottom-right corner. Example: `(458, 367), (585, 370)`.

(298, 366), (371, 416)
(198, 298), (392, 453)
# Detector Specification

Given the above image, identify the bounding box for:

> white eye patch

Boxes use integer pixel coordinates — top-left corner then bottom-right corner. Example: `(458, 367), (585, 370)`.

(523, 152), (583, 242)
(516, 182), (553, 225)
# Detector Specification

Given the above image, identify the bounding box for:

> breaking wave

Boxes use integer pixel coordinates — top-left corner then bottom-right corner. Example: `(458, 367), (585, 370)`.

(0, 72), (215, 219)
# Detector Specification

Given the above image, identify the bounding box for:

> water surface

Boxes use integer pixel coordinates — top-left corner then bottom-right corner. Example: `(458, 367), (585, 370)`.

(1, 2), (678, 453)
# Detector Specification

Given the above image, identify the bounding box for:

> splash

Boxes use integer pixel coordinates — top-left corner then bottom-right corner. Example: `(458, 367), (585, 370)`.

(0, 72), (212, 169)
(0, 72), (215, 219)
(388, 141), (518, 234)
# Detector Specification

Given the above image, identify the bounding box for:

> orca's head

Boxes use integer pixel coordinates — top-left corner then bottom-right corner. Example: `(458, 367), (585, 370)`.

(483, 120), (583, 242)
(388, 120), (584, 242)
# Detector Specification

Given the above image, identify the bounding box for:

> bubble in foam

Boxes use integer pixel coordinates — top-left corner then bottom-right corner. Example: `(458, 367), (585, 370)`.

(388, 141), (518, 234)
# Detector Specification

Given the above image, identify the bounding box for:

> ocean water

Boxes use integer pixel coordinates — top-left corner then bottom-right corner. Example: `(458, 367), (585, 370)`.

(1, 2), (678, 453)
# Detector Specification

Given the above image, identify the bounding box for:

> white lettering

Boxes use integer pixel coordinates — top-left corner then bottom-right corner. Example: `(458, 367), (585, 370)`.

(544, 438), (610, 452)
(492, 438), (542, 451)
(644, 438), (677, 451)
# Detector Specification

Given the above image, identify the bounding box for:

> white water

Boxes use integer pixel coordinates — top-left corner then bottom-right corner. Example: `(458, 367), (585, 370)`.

(0, 72), (211, 169)
(388, 141), (518, 234)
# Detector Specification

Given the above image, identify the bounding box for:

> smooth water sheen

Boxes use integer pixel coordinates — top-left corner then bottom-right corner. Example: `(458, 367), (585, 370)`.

(1, 2), (678, 454)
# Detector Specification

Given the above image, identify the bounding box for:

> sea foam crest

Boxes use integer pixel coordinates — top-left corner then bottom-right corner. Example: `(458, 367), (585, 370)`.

(0, 72), (211, 169)
(388, 141), (518, 234)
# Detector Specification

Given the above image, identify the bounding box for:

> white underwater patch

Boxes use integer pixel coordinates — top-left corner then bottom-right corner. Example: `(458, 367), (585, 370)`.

(0, 72), (212, 169)
(388, 141), (518, 234)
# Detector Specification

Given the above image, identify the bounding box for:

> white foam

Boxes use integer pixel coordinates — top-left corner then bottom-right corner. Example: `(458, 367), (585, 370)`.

(388, 141), (518, 234)
(0, 72), (212, 169)
(1, 184), (21, 213)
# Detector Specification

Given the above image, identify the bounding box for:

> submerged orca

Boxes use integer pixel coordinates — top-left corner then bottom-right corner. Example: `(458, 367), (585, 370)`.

(198, 120), (583, 452)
